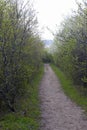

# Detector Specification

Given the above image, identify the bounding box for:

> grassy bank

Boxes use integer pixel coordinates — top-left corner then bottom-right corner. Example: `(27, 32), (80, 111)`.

(51, 64), (87, 112)
(0, 66), (44, 130)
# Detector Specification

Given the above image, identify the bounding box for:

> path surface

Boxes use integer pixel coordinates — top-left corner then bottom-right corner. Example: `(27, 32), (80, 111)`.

(39, 64), (87, 130)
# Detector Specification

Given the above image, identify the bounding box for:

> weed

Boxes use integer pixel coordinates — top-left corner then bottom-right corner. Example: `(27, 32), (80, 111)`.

(0, 66), (44, 130)
(51, 64), (87, 112)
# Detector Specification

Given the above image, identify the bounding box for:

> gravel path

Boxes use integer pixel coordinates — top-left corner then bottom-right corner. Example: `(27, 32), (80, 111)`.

(39, 64), (87, 130)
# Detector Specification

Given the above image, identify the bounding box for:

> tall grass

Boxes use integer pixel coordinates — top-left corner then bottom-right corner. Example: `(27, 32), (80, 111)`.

(0, 66), (44, 130)
(51, 64), (87, 112)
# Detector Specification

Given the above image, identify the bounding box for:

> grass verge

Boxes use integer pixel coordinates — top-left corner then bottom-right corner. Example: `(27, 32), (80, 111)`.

(0, 66), (44, 130)
(51, 64), (87, 112)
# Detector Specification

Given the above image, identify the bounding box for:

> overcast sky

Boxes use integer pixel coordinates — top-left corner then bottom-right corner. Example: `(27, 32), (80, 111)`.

(34, 0), (82, 40)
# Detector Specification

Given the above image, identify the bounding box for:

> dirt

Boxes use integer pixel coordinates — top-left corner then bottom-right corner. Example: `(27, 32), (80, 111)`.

(39, 64), (87, 130)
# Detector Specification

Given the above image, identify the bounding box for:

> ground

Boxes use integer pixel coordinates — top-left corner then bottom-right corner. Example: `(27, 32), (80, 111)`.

(39, 64), (87, 130)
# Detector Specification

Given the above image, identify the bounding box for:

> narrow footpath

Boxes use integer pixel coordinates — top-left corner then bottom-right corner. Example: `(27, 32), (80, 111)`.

(39, 64), (87, 130)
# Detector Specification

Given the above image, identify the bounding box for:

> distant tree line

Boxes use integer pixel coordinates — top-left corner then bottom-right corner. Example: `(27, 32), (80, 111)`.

(42, 49), (52, 63)
(0, 0), (43, 112)
(51, 1), (87, 88)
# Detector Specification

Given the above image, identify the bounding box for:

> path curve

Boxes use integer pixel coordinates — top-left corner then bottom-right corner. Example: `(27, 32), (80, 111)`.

(39, 64), (87, 130)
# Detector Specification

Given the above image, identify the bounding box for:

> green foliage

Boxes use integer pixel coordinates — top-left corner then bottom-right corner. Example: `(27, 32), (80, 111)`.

(52, 1), (87, 89)
(0, 0), (43, 112)
(42, 49), (53, 63)
(0, 66), (44, 130)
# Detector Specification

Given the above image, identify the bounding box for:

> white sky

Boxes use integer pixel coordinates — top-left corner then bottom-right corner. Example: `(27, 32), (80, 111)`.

(34, 0), (82, 40)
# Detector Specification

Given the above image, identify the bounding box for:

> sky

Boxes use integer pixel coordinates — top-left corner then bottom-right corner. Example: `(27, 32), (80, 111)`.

(34, 0), (82, 40)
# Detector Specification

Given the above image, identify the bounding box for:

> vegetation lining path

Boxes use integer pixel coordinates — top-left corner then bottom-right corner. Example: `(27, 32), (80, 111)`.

(39, 64), (87, 130)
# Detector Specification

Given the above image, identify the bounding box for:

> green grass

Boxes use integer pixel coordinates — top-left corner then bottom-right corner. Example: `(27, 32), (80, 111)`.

(0, 66), (44, 130)
(51, 64), (87, 112)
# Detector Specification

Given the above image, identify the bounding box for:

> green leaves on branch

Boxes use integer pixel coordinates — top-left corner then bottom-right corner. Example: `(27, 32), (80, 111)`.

(0, 0), (43, 112)
(52, 0), (87, 88)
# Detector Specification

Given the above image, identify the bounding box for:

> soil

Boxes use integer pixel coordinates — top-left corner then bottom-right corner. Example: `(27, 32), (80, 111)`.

(39, 64), (87, 130)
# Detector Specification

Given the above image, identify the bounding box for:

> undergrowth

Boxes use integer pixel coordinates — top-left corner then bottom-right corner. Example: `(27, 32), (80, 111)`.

(0, 66), (44, 130)
(51, 64), (87, 112)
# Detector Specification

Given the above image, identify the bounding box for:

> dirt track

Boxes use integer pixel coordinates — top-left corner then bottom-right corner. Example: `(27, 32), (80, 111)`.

(39, 64), (87, 130)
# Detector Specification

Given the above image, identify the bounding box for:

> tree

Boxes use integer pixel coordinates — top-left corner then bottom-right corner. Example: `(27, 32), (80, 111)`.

(0, 0), (43, 111)
(52, 0), (87, 88)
